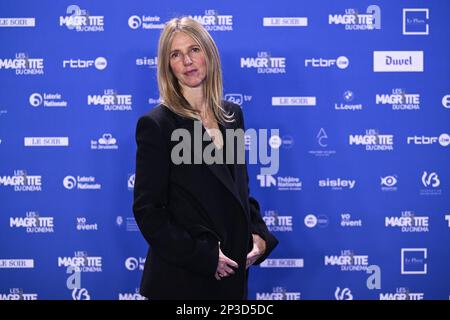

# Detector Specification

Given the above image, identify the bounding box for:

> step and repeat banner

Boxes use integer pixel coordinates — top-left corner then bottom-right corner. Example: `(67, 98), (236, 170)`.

(1, 0), (449, 300)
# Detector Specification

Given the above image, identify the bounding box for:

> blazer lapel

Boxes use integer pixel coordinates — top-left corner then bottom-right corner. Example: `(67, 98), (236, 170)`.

(172, 112), (246, 213)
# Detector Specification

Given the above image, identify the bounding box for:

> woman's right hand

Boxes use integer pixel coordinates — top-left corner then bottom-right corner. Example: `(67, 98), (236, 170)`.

(215, 243), (238, 280)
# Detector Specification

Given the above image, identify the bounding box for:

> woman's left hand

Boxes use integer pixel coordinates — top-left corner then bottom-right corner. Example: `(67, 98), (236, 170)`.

(246, 234), (266, 269)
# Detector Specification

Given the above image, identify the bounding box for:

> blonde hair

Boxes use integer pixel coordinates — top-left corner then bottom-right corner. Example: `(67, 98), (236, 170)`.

(157, 17), (233, 124)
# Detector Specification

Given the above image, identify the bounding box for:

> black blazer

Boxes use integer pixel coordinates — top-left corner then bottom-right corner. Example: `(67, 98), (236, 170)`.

(133, 101), (278, 300)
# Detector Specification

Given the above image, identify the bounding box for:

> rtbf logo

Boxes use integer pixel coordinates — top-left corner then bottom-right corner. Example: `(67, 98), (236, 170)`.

(63, 57), (107, 70)
(407, 134), (450, 147)
(305, 56), (349, 69)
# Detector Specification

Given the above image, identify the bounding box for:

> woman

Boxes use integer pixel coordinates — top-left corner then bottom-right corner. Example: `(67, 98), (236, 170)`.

(133, 17), (278, 300)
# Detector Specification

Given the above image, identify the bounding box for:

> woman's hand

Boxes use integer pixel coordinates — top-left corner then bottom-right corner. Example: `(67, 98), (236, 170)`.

(215, 243), (239, 280)
(246, 234), (266, 269)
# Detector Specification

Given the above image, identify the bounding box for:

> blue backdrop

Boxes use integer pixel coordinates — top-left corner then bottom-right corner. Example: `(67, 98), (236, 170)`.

(1, 0), (449, 300)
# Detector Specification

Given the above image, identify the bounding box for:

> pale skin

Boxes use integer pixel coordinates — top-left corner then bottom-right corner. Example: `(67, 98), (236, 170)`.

(169, 31), (266, 280)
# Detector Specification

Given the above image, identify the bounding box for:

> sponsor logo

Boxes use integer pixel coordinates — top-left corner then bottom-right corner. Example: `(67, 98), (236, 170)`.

(87, 89), (132, 111)
(407, 134), (450, 147)
(305, 56), (349, 69)
(349, 129), (394, 151)
(58, 251), (102, 272)
(335, 287), (353, 300)
(263, 210), (293, 232)
(60, 5), (104, 32)
(0, 170), (42, 192)
(0, 53), (44, 75)
(63, 175), (101, 190)
(29, 93), (68, 107)
(63, 57), (107, 70)
(0, 259), (34, 269)
(189, 10), (233, 32)
(24, 137), (69, 147)
(340, 213), (362, 227)
(401, 248), (427, 275)
(272, 96), (316, 106)
(381, 175), (398, 191)
(125, 257), (145, 271)
(260, 259), (304, 268)
(0, 18), (35, 27)
(385, 211), (429, 233)
(257, 175), (302, 191)
(380, 287), (424, 300)
(0, 289), (38, 300)
(403, 9), (429, 35)
(319, 178), (356, 190)
(325, 250), (369, 271)
(256, 287), (301, 300)
(241, 52), (286, 74)
(335, 90), (363, 111)
(10, 211), (54, 233)
(128, 15), (163, 30)
(91, 133), (118, 150)
(263, 17), (308, 27)
(376, 88), (420, 110)
(329, 5), (381, 30)
(373, 51), (423, 72)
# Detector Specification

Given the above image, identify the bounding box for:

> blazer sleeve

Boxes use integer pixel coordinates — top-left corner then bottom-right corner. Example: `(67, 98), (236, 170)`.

(133, 114), (219, 276)
(234, 105), (279, 265)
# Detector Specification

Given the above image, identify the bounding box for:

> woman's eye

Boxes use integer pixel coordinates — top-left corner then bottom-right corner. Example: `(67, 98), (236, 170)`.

(192, 47), (200, 53)
(170, 52), (179, 59)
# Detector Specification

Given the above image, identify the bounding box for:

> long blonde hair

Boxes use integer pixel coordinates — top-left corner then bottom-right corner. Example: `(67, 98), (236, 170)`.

(157, 17), (233, 124)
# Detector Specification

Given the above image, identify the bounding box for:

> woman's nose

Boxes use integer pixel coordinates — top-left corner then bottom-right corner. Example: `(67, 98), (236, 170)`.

(183, 53), (193, 65)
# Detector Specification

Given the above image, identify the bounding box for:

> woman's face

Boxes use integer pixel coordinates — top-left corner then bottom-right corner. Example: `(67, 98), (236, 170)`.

(169, 32), (207, 89)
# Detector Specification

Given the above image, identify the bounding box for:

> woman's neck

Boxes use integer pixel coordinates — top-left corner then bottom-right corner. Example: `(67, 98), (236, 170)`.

(182, 85), (208, 118)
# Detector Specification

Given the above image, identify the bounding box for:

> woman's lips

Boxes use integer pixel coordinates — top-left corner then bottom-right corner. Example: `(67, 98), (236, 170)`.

(184, 69), (197, 76)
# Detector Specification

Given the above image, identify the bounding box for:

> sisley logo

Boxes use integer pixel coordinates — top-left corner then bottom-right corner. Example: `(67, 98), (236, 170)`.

(319, 178), (356, 190)
(136, 56), (157, 68)
(373, 51), (423, 72)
